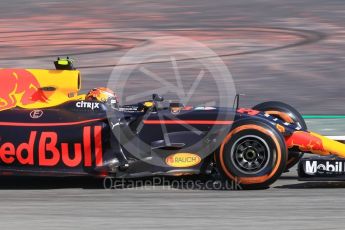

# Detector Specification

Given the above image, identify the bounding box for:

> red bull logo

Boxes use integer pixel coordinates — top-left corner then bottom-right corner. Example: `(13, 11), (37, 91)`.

(286, 131), (345, 158)
(0, 69), (48, 111)
(285, 131), (325, 153)
(0, 126), (103, 167)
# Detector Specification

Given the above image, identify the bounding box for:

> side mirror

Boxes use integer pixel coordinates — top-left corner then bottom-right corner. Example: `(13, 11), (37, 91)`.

(152, 94), (164, 102)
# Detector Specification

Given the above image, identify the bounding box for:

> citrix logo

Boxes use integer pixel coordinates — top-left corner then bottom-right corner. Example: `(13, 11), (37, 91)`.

(76, 101), (100, 110)
(305, 160), (345, 175)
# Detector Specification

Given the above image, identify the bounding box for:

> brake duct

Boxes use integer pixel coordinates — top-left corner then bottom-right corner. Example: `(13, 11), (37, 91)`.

(285, 131), (345, 158)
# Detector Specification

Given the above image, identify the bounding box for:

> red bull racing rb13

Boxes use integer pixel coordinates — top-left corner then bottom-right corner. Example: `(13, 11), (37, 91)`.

(0, 58), (344, 189)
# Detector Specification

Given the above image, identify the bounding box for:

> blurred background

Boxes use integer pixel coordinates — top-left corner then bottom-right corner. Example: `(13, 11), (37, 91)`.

(0, 0), (344, 113)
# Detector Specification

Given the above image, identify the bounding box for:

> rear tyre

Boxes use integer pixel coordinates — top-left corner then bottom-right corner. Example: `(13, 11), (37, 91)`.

(253, 101), (307, 171)
(216, 120), (287, 190)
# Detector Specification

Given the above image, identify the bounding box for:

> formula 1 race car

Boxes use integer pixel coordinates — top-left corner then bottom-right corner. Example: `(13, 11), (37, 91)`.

(1, 58), (345, 189)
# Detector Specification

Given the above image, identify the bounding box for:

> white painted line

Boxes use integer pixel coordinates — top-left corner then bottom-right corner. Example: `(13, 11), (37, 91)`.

(326, 136), (345, 141)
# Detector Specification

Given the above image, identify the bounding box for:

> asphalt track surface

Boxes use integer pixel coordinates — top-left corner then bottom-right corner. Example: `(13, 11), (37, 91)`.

(1, 171), (345, 230)
(1, 0), (345, 229)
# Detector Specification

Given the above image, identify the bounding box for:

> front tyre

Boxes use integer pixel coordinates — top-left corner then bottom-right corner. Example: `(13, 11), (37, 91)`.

(216, 120), (287, 189)
(252, 101), (307, 171)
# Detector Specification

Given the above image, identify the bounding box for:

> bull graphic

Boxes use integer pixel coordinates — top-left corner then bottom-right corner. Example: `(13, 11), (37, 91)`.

(0, 69), (48, 111)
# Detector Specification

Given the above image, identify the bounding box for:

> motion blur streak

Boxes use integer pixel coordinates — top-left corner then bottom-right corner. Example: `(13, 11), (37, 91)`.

(0, 0), (344, 113)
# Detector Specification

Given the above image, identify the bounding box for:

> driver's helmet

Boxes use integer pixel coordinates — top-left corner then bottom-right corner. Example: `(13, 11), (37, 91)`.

(86, 87), (118, 108)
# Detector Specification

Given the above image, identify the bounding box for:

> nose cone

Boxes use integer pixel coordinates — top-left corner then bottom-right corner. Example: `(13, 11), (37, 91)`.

(286, 131), (345, 158)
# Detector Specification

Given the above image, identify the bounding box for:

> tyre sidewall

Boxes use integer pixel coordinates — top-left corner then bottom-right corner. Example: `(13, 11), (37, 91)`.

(252, 101), (306, 170)
(217, 119), (287, 189)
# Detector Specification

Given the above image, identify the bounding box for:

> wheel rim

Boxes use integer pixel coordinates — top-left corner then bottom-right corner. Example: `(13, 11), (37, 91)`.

(230, 135), (271, 175)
